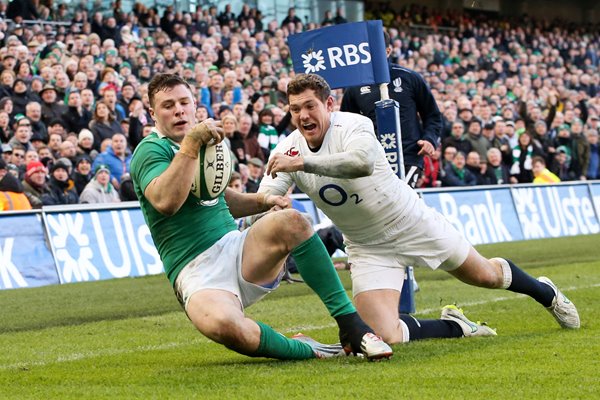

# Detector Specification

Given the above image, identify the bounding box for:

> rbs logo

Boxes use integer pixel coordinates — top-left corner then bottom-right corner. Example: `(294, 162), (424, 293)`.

(302, 43), (371, 73)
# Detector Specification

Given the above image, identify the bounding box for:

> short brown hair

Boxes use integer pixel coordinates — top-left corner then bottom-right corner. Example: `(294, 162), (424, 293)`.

(287, 74), (330, 102)
(148, 73), (193, 108)
(532, 156), (546, 167)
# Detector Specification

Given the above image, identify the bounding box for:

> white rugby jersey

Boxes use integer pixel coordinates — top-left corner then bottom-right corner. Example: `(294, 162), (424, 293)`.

(260, 111), (420, 242)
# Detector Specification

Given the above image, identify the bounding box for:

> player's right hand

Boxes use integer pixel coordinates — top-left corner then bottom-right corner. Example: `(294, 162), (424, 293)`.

(187, 118), (224, 146)
(265, 194), (291, 210)
(266, 153), (304, 178)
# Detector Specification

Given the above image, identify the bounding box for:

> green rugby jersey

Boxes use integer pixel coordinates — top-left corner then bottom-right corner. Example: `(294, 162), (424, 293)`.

(130, 132), (237, 285)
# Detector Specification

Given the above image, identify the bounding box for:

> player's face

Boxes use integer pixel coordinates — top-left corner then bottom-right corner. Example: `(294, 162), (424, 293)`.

(150, 84), (197, 143)
(289, 89), (334, 148)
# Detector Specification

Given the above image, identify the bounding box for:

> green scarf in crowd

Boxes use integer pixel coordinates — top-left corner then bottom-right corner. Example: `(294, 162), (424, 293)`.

(510, 145), (533, 175)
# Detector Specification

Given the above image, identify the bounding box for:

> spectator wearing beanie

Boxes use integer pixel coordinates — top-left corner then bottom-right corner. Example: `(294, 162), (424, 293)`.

(79, 164), (121, 204)
(41, 159), (79, 205)
(40, 85), (67, 126)
(1, 143), (13, 165)
(22, 160), (48, 209)
(12, 78), (34, 117)
(72, 154), (93, 195)
(0, 159), (32, 211)
(77, 129), (99, 160)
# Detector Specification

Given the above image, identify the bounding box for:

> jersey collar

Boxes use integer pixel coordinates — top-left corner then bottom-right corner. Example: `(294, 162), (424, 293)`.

(152, 128), (180, 149)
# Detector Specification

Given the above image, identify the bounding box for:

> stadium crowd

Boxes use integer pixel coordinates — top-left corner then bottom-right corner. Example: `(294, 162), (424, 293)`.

(0, 1), (598, 210)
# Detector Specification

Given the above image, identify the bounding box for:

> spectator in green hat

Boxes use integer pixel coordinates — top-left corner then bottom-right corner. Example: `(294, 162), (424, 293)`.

(79, 163), (121, 203)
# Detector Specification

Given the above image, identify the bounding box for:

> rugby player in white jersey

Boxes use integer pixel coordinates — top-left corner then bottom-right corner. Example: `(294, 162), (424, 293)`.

(259, 74), (580, 344)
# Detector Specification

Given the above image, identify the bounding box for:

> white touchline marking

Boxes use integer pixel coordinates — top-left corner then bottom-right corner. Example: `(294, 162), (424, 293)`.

(1, 282), (598, 370)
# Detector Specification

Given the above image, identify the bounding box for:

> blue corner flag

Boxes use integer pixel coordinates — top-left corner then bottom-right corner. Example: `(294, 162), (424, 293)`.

(288, 20), (390, 89)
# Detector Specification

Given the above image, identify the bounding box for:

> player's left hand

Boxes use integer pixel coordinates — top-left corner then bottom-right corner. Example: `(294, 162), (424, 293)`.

(266, 153), (304, 178)
(417, 140), (435, 157)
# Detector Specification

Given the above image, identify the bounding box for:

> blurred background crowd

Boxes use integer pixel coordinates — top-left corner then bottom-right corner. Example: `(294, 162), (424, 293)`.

(0, 0), (598, 210)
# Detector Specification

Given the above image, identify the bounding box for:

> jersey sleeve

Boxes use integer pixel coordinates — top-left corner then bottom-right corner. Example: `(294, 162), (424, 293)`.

(342, 115), (378, 150)
(258, 142), (295, 196)
(130, 140), (172, 195)
(413, 73), (443, 146)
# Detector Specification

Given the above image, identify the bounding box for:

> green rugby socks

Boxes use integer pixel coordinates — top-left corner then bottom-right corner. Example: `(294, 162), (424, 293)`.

(291, 233), (356, 317)
(252, 321), (314, 360)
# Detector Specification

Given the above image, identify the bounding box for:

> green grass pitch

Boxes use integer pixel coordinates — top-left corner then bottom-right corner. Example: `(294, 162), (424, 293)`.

(1, 235), (599, 399)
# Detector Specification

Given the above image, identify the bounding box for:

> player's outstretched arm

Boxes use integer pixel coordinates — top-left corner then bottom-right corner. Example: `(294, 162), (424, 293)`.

(303, 143), (375, 179)
(224, 189), (290, 218)
(267, 135), (377, 180)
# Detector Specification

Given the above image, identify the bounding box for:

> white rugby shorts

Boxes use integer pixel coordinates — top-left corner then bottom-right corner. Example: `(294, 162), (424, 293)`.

(174, 230), (281, 312)
(347, 200), (470, 297)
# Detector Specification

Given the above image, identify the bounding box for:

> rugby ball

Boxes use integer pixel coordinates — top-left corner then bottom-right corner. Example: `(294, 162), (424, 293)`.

(191, 142), (232, 200)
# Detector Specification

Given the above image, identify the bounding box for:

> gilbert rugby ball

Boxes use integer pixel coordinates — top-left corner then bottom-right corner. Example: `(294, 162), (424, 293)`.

(191, 142), (232, 200)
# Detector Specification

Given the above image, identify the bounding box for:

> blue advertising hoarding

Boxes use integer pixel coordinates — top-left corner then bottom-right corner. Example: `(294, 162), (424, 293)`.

(44, 208), (163, 284)
(2, 183), (598, 292)
(591, 183), (600, 221)
(0, 212), (59, 290)
(422, 187), (523, 245)
(511, 184), (600, 239)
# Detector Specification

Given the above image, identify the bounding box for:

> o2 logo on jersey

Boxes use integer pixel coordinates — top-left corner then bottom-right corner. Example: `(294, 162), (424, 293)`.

(318, 184), (363, 207)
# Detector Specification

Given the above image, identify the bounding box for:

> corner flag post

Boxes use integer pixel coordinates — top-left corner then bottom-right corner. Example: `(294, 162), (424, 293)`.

(375, 83), (415, 314)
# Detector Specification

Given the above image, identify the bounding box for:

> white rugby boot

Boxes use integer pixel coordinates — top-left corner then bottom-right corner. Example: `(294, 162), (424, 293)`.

(356, 333), (393, 361)
(441, 305), (497, 337)
(538, 276), (580, 329)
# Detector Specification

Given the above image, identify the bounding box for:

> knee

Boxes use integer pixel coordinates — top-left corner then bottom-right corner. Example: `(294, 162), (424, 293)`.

(470, 260), (504, 288)
(276, 209), (314, 247)
(197, 314), (247, 349)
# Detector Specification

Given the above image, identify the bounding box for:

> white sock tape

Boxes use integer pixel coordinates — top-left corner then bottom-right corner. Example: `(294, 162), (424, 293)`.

(399, 319), (410, 343)
(492, 257), (512, 289)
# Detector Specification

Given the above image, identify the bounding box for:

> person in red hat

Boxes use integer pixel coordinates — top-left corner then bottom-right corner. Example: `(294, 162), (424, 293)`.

(22, 160), (48, 209)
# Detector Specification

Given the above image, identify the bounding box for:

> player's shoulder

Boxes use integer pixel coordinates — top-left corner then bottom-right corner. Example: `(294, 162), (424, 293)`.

(271, 130), (302, 155)
(135, 133), (173, 152)
(132, 133), (174, 164)
(334, 111), (373, 127)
